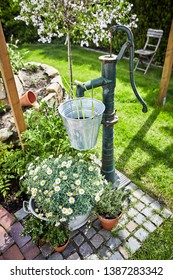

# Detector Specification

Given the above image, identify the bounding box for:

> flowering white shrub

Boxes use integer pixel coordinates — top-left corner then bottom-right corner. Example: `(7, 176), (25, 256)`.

(14, 0), (138, 46)
(22, 153), (106, 225)
(14, 0), (138, 92)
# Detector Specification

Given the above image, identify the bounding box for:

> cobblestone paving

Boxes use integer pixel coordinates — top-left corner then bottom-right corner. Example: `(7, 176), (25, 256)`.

(0, 182), (172, 260)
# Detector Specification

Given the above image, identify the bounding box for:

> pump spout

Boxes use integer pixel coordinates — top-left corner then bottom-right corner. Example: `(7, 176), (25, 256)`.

(110, 25), (148, 113)
(75, 77), (112, 97)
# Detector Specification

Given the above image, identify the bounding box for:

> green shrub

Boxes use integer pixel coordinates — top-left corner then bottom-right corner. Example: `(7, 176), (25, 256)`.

(0, 141), (15, 197)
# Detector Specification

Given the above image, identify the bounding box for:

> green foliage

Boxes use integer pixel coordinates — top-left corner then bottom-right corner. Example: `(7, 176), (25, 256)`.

(0, 0), (38, 43)
(21, 215), (69, 248)
(22, 102), (72, 159)
(0, 141), (15, 197)
(0, 103), (76, 196)
(21, 215), (48, 244)
(44, 224), (70, 249)
(95, 184), (130, 218)
(7, 37), (29, 73)
(0, 101), (7, 114)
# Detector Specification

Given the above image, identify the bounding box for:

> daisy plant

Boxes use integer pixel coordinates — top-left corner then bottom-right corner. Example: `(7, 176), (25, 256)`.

(22, 153), (107, 226)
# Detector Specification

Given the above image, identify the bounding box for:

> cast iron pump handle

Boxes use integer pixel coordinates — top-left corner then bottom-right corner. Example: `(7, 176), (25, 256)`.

(110, 25), (148, 113)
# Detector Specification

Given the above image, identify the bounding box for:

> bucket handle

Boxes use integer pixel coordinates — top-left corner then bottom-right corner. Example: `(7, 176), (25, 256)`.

(23, 200), (31, 214)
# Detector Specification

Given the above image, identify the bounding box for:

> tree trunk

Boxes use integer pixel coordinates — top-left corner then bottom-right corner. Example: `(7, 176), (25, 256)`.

(67, 30), (73, 97)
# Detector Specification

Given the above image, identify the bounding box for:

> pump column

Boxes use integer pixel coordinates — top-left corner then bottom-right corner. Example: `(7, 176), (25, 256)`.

(99, 54), (120, 185)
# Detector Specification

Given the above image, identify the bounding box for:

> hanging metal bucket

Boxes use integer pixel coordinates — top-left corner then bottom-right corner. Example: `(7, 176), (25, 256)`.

(58, 98), (105, 150)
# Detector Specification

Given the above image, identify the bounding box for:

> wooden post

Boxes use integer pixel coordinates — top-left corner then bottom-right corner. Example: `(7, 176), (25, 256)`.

(158, 20), (173, 106)
(0, 22), (26, 140)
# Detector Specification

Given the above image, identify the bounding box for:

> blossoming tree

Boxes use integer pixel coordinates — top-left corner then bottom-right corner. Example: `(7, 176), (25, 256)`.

(14, 0), (138, 94)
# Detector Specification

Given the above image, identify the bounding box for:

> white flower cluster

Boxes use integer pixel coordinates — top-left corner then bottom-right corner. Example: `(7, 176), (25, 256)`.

(23, 152), (106, 225)
(14, 0), (138, 45)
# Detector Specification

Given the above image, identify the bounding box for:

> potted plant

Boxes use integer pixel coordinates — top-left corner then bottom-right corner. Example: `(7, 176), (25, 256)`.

(22, 152), (107, 230)
(21, 215), (49, 246)
(95, 183), (130, 230)
(58, 97), (105, 150)
(21, 216), (70, 252)
(44, 224), (70, 253)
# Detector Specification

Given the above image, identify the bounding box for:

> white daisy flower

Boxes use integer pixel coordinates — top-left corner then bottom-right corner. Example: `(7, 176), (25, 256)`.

(40, 180), (46, 186)
(95, 195), (100, 202)
(55, 178), (61, 184)
(31, 188), (37, 195)
(69, 197), (75, 204)
(73, 173), (78, 178)
(79, 188), (85, 195)
(75, 179), (81, 186)
(88, 166), (94, 171)
(44, 190), (48, 195)
(60, 217), (66, 222)
(55, 222), (60, 227)
(54, 186), (60, 192)
(45, 212), (52, 218)
(63, 175), (67, 180)
(67, 192), (72, 197)
(62, 208), (68, 214)
(61, 161), (66, 167)
(46, 168), (52, 175)
(67, 208), (73, 215)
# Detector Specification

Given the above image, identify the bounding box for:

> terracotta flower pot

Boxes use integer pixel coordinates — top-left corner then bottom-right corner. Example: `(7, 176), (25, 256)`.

(97, 212), (123, 230)
(54, 238), (70, 253)
(20, 90), (37, 107)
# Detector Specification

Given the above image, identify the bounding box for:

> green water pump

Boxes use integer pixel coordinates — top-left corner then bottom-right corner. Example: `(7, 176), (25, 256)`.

(75, 25), (148, 186)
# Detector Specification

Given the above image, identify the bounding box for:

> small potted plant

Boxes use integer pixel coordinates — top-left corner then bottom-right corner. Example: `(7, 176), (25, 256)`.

(44, 224), (70, 253)
(22, 153), (107, 230)
(21, 215), (49, 246)
(95, 184), (130, 230)
(21, 216), (70, 252)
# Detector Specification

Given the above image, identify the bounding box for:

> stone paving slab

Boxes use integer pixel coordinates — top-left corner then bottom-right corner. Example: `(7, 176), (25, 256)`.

(0, 181), (172, 260)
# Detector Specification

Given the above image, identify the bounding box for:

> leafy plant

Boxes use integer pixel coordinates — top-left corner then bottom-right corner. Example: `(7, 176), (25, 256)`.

(95, 184), (130, 218)
(0, 101), (7, 114)
(44, 224), (70, 249)
(21, 215), (49, 244)
(22, 102), (72, 159)
(7, 36), (29, 73)
(0, 141), (15, 197)
(21, 215), (70, 248)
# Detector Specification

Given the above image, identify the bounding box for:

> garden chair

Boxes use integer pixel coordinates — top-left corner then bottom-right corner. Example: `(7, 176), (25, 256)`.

(134, 28), (163, 74)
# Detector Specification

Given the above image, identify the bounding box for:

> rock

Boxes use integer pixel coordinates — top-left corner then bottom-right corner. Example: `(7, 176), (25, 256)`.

(41, 64), (59, 77)
(41, 93), (58, 107)
(0, 128), (13, 141)
(46, 83), (64, 103)
(0, 79), (6, 100)
(46, 83), (60, 93)
(51, 76), (64, 88)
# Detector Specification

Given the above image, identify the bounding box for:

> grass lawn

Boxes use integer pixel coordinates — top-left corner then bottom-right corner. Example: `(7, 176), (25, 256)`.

(20, 43), (173, 259)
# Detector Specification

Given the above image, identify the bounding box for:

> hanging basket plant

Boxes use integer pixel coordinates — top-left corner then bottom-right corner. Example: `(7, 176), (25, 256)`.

(58, 97), (105, 150)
